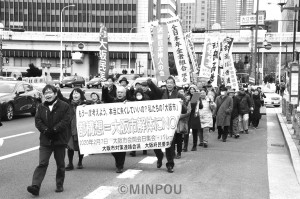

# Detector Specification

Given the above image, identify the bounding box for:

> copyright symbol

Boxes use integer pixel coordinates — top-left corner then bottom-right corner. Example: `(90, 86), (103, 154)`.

(118, 184), (128, 194)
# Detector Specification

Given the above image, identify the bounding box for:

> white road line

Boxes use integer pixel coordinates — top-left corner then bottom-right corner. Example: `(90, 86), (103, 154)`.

(117, 169), (142, 179)
(0, 131), (36, 140)
(139, 156), (157, 164)
(84, 186), (117, 199)
(0, 146), (39, 161)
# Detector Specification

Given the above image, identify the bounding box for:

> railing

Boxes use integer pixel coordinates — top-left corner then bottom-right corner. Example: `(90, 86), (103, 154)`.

(2, 31), (299, 44)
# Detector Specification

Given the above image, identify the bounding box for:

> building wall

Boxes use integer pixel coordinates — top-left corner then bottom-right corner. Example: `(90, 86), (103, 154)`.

(0, 0), (138, 33)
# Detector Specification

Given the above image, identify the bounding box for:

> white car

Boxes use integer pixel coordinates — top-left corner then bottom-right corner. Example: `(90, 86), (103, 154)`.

(262, 87), (281, 107)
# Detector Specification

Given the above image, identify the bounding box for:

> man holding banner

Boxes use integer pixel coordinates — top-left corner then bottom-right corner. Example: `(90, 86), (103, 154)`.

(148, 76), (186, 173)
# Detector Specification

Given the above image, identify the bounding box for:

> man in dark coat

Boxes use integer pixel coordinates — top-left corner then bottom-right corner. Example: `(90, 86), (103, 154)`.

(27, 85), (70, 196)
(214, 86), (233, 142)
(228, 89), (240, 138)
(236, 87), (254, 134)
(148, 76), (186, 173)
(102, 76), (117, 103)
(102, 85), (128, 173)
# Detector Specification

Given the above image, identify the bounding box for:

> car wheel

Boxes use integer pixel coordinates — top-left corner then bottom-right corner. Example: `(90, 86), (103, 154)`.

(4, 103), (14, 121)
(274, 105), (280, 107)
(71, 84), (74, 88)
(60, 85), (64, 88)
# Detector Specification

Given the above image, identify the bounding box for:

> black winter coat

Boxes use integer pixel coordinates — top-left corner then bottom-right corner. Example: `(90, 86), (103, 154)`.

(102, 85), (117, 103)
(252, 94), (262, 119)
(35, 99), (70, 146)
(236, 92), (254, 115)
(231, 96), (239, 119)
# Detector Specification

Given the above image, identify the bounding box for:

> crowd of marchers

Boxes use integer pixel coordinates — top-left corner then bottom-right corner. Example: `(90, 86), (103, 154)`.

(26, 76), (266, 196)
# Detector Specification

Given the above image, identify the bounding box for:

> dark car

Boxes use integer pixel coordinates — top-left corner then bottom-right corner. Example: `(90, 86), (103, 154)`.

(60, 75), (85, 88)
(0, 81), (42, 121)
(86, 77), (102, 89)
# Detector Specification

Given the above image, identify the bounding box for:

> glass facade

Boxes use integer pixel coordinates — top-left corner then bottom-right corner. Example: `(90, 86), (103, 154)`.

(0, 0), (138, 33)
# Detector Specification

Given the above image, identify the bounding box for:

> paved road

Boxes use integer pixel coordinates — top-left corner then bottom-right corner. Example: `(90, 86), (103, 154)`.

(0, 107), (300, 198)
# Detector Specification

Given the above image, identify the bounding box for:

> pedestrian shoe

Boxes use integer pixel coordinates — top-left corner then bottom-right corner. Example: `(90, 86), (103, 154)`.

(217, 134), (221, 139)
(175, 153), (181, 159)
(222, 139), (226, 142)
(240, 131), (244, 134)
(182, 148), (188, 152)
(234, 134), (240, 139)
(167, 167), (174, 173)
(199, 143), (204, 146)
(191, 145), (197, 151)
(245, 130), (249, 134)
(143, 150), (147, 155)
(77, 163), (83, 169)
(65, 164), (74, 171)
(27, 185), (39, 196)
(157, 158), (163, 168)
(203, 143), (208, 148)
(55, 186), (64, 193)
(129, 151), (136, 157)
(116, 168), (124, 173)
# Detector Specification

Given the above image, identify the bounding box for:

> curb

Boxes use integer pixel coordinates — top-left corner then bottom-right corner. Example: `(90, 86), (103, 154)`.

(277, 113), (300, 186)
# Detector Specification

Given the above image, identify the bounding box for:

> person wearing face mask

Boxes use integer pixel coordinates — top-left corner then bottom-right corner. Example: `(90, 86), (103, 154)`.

(27, 85), (70, 196)
(102, 76), (117, 103)
(236, 87), (254, 134)
(65, 88), (87, 171)
(252, 89), (262, 129)
(198, 89), (216, 147)
(213, 86), (233, 142)
(129, 88), (148, 157)
(147, 76), (187, 173)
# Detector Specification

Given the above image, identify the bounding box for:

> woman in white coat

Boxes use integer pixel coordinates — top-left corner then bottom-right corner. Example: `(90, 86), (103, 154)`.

(199, 89), (216, 148)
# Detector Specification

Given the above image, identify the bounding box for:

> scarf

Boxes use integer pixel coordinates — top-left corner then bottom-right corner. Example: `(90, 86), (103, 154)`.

(44, 96), (58, 106)
(71, 99), (82, 107)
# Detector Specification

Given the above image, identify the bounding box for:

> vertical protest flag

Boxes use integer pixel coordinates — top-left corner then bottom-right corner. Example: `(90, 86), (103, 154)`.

(219, 37), (234, 69)
(221, 37), (238, 90)
(185, 32), (199, 74)
(199, 36), (219, 84)
(166, 16), (191, 84)
(98, 23), (109, 80)
(153, 24), (170, 81)
(146, 20), (159, 74)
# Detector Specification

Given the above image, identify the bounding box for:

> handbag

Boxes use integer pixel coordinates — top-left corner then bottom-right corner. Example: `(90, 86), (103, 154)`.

(176, 118), (188, 134)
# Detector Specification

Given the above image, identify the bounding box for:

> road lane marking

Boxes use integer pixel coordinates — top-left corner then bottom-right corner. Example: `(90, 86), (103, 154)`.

(117, 169), (142, 179)
(0, 146), (39, 161)
(139, 156), (157, 164)
(0, 131), (35, 140)
(84, 186), (117, 199)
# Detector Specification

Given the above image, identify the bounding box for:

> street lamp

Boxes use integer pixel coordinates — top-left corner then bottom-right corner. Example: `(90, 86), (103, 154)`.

(256, 39), (272, 84)
(60, 4), (75, 82)
(128, 26), (144, 71)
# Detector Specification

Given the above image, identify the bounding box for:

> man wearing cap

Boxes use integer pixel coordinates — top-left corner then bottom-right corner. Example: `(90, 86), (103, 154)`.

(213, 86), (233, 142)
(236, 87), (254, 134)
(119, 77), (134, 101)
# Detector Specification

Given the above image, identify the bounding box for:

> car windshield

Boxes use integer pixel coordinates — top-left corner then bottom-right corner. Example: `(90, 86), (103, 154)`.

(63, 76), (74, 80)
(262, 88), (274, 93)
(0, 82), (16, 93)
(91, 78), (101, 81)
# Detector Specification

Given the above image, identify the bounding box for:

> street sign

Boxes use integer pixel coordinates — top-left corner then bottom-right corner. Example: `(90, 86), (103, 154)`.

(289, 63), (299, 105)
(240, 15), (265, 26)
(78, 42), (85, 50)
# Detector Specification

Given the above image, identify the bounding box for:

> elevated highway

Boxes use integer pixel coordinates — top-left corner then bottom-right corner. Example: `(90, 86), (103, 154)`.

(1, 31), (299, 54)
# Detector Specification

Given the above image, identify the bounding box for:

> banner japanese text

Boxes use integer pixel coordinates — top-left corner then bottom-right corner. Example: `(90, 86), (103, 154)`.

(98, 24), (109, 80)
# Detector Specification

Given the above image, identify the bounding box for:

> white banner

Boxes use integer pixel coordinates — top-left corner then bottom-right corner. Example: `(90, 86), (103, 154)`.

(76, 99), (182, 154)
(146, 20), (159, 71)
(185, 32), (198, 74)
(166, 16), (191, 84)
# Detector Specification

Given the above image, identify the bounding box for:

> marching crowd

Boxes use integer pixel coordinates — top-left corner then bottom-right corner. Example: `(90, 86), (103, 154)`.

(26, 76), (265, 196)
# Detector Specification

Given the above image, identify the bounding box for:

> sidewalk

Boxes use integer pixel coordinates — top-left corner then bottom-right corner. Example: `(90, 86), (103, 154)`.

(276, 109), (300, 185)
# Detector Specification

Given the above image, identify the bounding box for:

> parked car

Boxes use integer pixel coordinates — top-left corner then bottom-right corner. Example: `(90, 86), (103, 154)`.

(60, 75), (85, 88)
(0, 81), (42, 121)
(86, 77), (102, 89)
(262, 87), (281, 107)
